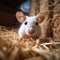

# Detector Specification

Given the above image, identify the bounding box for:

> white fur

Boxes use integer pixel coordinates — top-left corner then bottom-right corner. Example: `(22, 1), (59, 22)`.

(18, 16), (41, 39)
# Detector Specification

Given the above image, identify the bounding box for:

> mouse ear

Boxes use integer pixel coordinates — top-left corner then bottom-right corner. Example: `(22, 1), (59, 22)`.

(16, 12), (25, 23)
(36, 11), (47, 23)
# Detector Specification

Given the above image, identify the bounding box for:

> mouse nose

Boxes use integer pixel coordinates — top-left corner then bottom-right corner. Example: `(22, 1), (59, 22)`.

(32, 26), (35, 28)
(29, 29), (35, 35)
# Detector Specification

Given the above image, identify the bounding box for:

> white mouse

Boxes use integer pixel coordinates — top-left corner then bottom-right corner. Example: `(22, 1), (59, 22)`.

(16, 11), (46, 40)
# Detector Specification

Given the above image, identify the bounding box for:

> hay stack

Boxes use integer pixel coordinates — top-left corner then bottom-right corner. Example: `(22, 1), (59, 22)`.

(0, 26), (60, 60)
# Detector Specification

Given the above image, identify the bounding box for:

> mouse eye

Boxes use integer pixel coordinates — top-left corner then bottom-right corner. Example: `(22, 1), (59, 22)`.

(35, 22), (38, 25)
(24, 22), (27, 25)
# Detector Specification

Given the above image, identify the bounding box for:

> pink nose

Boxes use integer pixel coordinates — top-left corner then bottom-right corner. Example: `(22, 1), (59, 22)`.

(29, 30), (35, 35)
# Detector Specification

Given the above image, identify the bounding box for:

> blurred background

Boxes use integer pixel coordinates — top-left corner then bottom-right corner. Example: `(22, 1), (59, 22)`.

(0, 0), (30, 26)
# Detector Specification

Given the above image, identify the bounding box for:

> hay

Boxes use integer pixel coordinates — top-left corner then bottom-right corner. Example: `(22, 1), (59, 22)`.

(0, 26), (60, 60)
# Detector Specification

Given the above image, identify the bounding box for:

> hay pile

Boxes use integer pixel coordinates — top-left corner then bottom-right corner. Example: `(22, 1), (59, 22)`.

(0, 26), (60, 60)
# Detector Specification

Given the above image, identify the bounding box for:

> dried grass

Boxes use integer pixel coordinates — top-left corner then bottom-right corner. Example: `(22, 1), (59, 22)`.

(0, 26), (60, 60)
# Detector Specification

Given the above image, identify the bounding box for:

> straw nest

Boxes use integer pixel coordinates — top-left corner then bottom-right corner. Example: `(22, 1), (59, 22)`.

(0, 26), (60, 60)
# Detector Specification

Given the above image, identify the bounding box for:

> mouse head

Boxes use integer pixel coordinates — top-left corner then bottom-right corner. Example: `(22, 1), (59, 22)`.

(16, 11), (46, 36)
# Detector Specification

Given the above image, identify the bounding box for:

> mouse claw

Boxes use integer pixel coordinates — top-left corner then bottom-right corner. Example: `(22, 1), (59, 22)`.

(18, 36), (23, 42)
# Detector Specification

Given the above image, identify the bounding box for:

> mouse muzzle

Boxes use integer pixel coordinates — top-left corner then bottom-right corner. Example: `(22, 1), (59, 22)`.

(29, 29), (36, 35)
